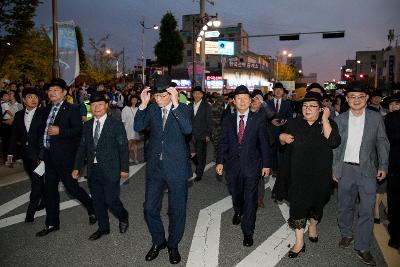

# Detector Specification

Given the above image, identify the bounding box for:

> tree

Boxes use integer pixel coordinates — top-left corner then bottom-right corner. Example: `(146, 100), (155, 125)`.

(0, 0), (42, 71)
(75, 25), (87, 71)
(154, 12), (184, 75)
(1, 29), (52, 82)
(277, 62), (297, 81)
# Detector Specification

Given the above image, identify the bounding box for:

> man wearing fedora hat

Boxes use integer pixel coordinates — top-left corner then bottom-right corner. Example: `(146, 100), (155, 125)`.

(72, 91), (129, 240)
(135, 77), (192, 264)
(216, 85), (271, 247)
(189, 86), (212, 182)
(333, 81), (389, 266)
(36, 78), (96, 237)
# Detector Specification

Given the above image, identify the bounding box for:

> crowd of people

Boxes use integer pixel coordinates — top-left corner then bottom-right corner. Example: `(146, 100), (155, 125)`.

(0, 77), (399, 265)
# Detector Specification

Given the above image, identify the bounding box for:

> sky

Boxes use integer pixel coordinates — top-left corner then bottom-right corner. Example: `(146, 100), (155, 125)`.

(34, 0), (400, 83)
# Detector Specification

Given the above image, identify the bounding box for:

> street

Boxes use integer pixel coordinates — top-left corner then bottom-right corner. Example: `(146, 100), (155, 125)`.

(0, 150), (388, 267)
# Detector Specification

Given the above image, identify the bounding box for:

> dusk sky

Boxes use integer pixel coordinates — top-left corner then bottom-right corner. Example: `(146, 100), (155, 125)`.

(35, 0), (400, 83)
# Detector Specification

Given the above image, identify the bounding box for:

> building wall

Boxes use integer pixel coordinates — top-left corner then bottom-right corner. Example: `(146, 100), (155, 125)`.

(383, 47), (400, 83)
(355, 50), (384, 82)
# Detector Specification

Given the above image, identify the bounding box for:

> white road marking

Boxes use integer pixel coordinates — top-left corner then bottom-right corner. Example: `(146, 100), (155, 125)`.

(0, 164), (145, 229)
(186, 176), (295, 267)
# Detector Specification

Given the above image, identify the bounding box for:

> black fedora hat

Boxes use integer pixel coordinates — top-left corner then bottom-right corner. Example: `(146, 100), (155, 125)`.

(382, 93), (400, 109)
(192, 86), (204, 94)
(22, 87), (40, 98)
(48, 78), (69, 90)
(273, 82), (285, 90)
(346, 81), (367, 94)
(152, 76), (172, 94)
(302, 91), (323, 103)
(89, 91), (108, 104)
(369, 90), (383, 98)
(234, 85), (251, 96)
(306, 82), (326, 94)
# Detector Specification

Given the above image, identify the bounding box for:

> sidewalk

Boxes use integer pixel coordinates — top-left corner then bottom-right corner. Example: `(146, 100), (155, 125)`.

(0, 163), (28, 187)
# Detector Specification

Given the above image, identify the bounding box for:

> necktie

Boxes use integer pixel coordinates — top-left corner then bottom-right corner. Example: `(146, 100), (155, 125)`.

(275, 100), (280, 113)
(162, 108), (168, 129)
(238, 115), (245, 144)
(44, 104), (60, 148)
(94, 120), (100, 147)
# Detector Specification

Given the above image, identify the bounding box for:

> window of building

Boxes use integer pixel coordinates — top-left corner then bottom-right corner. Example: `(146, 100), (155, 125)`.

(228, 33), (235, 37)
(187, 37), (192, 44)
(206, 62), (210, 67)
(187, 50), (192, 57)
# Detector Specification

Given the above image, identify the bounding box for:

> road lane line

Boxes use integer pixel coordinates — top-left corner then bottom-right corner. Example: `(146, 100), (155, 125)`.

(0, 164), (145, 229)
(188, 162), (215, 182)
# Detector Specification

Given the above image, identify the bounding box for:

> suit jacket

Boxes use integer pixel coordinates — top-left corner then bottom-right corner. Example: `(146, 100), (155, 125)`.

(9, 107), (45, 162)
(217, 110), (271, 179)
(134, 103), (192, 180)
(74, 116), (129, 181)
(384, 110), (400, 173)
(190, 100), (212, 139)
(39, 101), (82, 166)
(333, 108), (390, 180)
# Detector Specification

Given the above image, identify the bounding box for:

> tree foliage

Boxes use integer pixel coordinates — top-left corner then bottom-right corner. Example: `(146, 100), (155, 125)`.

(1, 28), (52, 82)
(84, 34), (122, 83)
(154, 12), (184, 75)
(277, 62), (298, 81)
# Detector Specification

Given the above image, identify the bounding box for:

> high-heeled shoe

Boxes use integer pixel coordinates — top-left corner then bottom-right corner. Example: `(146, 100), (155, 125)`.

(308, 235), (319, 243)
(288, 243), (306, 258)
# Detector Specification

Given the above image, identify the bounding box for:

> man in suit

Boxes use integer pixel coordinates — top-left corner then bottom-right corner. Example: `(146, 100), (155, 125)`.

(333, 81), (390, 266)
(134, 78), (192, 265)
(216, 85), (271, 247)
(7, 88), (45, 222)
(72, 91), (129, 240)
(36, 78), (96, 237)
(189, 86), (212, 181)
(266, 82), (292, 174)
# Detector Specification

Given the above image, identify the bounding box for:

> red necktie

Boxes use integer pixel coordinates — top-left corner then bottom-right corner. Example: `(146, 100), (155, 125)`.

(238, 115), (245, 144)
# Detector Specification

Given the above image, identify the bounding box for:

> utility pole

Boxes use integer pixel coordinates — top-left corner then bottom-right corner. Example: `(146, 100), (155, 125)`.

(52, 0), (60, 78)
(141, 17), (145, 86)
(200, 0), (205, 90)
(122, 47), (125, 84)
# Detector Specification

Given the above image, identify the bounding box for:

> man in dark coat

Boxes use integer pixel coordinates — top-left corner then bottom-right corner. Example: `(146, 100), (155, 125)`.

(189, 86), (212, 181)
(7, 88), (45, 222)
(36, 78), (96, 237)
(72, 91), (129, 240)
(134, 78), (192, 264)
(216, 85), (271, 247)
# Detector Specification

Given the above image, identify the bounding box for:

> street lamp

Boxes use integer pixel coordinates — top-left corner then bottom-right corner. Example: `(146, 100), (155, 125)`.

(105, 48), (125, 78)
(191, 14), (221, 90)
(140, 18), (159, 86)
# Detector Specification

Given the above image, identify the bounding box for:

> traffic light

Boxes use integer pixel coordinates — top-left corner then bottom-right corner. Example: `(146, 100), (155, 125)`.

(322, 31), (345, 39)
(359, 74), (364, 79)
(279, 34), (300, 41)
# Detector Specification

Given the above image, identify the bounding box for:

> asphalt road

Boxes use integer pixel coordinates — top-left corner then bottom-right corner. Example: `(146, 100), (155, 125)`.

(0, 149), (387, 267)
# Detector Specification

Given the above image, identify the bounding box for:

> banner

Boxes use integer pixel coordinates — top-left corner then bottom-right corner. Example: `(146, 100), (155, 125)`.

(47, 21), (80, 86)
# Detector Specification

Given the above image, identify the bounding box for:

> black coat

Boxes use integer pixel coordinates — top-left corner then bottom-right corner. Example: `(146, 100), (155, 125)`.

(9, 107), (45, 161)
(385, 110), (400, 173)
(190, 100), (212, 139)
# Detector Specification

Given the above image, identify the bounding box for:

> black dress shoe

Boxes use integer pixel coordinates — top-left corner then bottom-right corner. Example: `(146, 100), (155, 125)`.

(145, 241), (167, 261)
(232, 213), (241, 225)
(119, 220), (129, 233)
(308, 235), (319, 243)
(288, 243), (306, 258)
(36, 226), (59, 237)
(194, 176), (202, 182)
(89, 229), (110, 241)
(168, 248), (181, 264)
(24, 215), (34, 223)
(89, 214), (97, 225)
(243, 234), (254, 247)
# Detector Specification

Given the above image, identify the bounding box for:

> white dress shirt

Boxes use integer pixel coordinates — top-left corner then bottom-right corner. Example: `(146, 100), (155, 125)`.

(343, 109), (366, 164)
(93, 114), (107, 163)
(236, 109), (250, 133)
(24, 107), (37, 132)
(193, 99), (202, 116)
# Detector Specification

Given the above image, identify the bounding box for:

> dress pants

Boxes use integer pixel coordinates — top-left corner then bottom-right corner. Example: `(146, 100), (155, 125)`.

(387, 172), (400, 244)
(89, 164), (128, 232)
(338, 163), (376, 251)
(229, 171), (258, 235)
(194, 137), (207, 177)
(23, 157), (44, 217)
(44, 152), (95, 227)
(144, 160), (188, 249)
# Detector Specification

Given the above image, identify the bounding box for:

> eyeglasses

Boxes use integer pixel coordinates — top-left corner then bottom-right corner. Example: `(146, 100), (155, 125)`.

(347, 95), (367, 101)
(154, 94), (169, 99)
(302, 104), (319, 109)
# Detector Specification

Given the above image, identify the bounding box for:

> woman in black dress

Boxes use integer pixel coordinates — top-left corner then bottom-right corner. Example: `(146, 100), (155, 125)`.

(277, 91), (341, 258)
